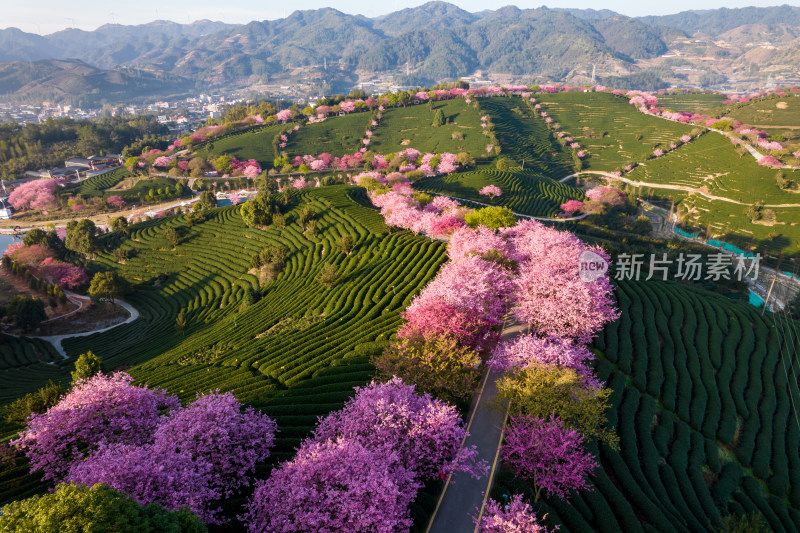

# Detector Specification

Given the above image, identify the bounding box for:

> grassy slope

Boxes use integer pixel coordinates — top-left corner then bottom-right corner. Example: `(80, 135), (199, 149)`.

(370, 99), (485, 156)
(494, 280), (800, 533)
(536, 92), (692, 172)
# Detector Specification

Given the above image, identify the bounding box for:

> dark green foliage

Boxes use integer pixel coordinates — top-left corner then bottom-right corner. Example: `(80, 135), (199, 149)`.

(316, 263), (339, 289)
(65, 219), (98, 256)
(240, 193), (276, 228)
(88, 271), (128, 303)
(3, 380), (65, 425)
(163, 227), (179, 249)
(111, 216), (129, 234)
(7, 295), (46, 331)
(242, 286), (260, 308)
(432, 108), (445, 127)
(0, 483), (207, 533)
(71, 351), (102, 384)
(198, 191), (217, 211)
(337, 234), (355, 255)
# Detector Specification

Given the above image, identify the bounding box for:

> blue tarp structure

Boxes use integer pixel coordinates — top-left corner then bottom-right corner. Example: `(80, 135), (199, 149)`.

(674, 227), (700, 239)
(748, 290), (772, 311)
(675, 229), (755, 258)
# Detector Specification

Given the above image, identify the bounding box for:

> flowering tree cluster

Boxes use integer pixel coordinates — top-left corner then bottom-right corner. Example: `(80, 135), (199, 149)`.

(370, 188), (472, 238)
(106, 195), (126, 208)
(14, 373), (277, 523)
(243, 378), (485, 532)
(8, 178), (62, 210)
(38, 257), (89, 289)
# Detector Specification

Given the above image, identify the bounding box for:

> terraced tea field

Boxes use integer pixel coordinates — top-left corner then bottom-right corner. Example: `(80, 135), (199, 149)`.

(479, 97), (574, 177)
(494, 280), (800, 533)
(535, 92), (692, 171)
(678, 195), (800, 256)
(623, 133), (795, 204)
(722, 96), (800, 128)
(657, 93), (728, 113)
(192, 123), (285, 166)
(55, 186), (445, 458)
(418, 167), (584, 217)
(0, 336), (62, 405)
(286, 112), (373, 157)
(72, 167), (132, 197)
(370, 99), (485, 156)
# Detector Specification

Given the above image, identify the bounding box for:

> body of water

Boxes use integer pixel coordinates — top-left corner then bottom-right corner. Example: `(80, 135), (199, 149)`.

(0, 233), (21, 256)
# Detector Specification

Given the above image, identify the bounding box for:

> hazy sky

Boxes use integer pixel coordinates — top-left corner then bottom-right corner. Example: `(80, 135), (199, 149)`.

(5, 0), (800, 34)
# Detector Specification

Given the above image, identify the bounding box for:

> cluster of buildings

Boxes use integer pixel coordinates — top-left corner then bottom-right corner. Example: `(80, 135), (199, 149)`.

(25, 154), (123, 181)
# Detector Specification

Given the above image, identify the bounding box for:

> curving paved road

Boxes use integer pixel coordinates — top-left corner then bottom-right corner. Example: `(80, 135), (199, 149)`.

(26, 297), (140, 360)
(560, 171), (800, 208)
(426, 319), (528, 533)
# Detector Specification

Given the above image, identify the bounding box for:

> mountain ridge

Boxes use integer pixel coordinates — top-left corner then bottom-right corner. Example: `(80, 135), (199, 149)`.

(0, 3), (798, 103)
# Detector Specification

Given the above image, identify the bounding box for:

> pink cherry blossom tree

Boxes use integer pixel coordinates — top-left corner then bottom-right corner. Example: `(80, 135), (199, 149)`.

(38, 257), (89, 289)
(479, 185), (502, 199)
(311, 378), (485, 481)
(8, 179), (59, 210)
(106, 195), (126, 208)
(476, 494), (554, 533)
(275, 109), (292, 122)
(560, 200), (583, 215)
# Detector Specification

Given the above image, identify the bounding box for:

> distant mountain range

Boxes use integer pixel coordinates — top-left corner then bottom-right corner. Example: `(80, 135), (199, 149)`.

(2, 2), (800, 104)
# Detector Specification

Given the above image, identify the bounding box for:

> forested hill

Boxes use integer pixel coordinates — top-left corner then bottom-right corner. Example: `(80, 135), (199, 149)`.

(1, 3), (800, 100)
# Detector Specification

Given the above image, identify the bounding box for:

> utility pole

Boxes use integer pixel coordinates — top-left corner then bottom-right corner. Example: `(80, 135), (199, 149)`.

(763, 255), (783, 316)
(762, 276), (777, 317)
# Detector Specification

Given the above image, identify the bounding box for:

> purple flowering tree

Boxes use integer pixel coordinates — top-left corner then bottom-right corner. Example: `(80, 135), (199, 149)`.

(13, 373), (180, 482)
(501, 415), (597, 501)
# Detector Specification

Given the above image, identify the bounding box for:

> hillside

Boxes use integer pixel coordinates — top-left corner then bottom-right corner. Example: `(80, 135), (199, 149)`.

(0, 59), (194, 106)
(1, 88), (799, 532)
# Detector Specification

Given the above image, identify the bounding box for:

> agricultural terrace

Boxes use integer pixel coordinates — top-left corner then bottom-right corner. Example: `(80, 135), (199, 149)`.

(535, 92), (693, 171)
(677, 195), (800, 256)
(479, 97), (574, 176)
(624, 133), (798, 205)
(369, 99), (486, 156)
(656, 93), (728, 114)
(418, 167), (584, 217)
(722, 96), (800, 128)
(192, 123), (286, 167)
(49, 186), (446, 460)
(495, 279), (800, 532)
(72, 167), (131, 198)
(286, 112), (373, 157)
